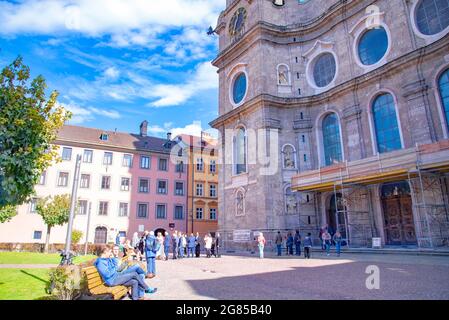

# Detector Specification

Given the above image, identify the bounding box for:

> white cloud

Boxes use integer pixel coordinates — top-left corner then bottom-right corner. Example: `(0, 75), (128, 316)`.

(61, 102), (121, 124)
(149, 61), (218, 107)
(147, 120), (217, 139)
(103, 67), (120, 80)
(0, 0), (225, 38)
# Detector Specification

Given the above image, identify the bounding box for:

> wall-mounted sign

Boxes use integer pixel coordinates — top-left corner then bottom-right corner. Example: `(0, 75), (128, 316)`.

(233, 230), (252, 242)
(138, 225), (145, 232)
(169, 223), (175, 229)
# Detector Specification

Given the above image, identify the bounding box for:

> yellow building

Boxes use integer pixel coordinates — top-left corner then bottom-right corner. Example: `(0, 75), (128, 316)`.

(177, 134), (219, 237)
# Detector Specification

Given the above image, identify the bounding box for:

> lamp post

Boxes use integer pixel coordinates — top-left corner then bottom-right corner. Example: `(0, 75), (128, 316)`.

(84, 201), (92, 256)
(61, 154), (82, 265)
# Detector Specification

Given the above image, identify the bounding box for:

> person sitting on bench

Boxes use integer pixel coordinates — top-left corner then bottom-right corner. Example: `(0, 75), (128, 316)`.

(95, 245), (156, 300)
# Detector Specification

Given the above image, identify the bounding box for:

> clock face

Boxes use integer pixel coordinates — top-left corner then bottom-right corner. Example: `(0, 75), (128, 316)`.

(229, 8), (247, 37)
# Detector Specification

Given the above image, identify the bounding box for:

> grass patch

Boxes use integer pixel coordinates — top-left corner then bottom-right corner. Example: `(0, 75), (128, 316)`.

(0, 269), (51, 300)
(0, 252), (96, 265)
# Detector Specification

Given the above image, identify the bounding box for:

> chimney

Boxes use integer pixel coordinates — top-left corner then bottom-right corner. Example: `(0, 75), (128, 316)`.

(140, 121), (148, 137)
(167, 132), (172, 141)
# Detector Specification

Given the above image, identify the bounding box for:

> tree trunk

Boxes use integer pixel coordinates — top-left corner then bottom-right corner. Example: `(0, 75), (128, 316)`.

(44, 225), (51, 254)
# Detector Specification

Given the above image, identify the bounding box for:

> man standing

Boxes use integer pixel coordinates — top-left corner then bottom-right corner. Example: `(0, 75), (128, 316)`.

(275, 231), (283, 256)
(188, 233), (196, 258)
(164, 231), (171, 261)
(172, 231), (178, 260)
(214, 232), (221, 258)
(145, 231), (160, 278)
(178, 232), (184, 258)
(195, 232), (201, 258)
(294, 230), (302, 257)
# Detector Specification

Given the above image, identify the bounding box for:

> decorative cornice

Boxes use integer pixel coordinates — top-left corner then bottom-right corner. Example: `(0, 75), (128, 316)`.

(293, 119), (313, 131)
(402, 79), (429, 99)
(257, 118), (282, 129)
(342, 104), (362, 120)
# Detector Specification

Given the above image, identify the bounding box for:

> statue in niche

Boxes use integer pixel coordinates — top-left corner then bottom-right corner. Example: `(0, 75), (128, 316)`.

(283, 146), (296, 169)
(285, 188), (298, 214)
(278, 65), (289, 85)
(236, 191), (244, 216)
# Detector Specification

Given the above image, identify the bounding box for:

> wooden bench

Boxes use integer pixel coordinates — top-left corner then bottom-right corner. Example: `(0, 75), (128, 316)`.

(82, 266), (128, 300)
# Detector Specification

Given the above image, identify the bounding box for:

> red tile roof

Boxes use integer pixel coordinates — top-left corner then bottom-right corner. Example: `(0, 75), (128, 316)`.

(55, 125), (173, 154)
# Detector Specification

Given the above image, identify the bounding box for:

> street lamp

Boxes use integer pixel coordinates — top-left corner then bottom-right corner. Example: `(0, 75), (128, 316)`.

(61, 154), (82, 265)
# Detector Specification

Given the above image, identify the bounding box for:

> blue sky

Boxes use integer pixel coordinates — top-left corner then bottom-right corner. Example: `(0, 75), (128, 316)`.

(0, 0), (225, 138)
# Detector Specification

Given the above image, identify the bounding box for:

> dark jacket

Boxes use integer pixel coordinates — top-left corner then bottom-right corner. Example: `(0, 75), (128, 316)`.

(294, 233), (302, 244)
(172, 235), (179, 248)
(164, 234), (171, 247)
(286, 235), (294, 246)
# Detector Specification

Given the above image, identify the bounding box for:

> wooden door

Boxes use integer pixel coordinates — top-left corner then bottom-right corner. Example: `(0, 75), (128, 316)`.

(382, 195), (417, 245)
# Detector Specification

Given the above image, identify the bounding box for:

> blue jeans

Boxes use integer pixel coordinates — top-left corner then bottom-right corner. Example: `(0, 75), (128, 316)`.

(121, 265), (148, 298)
(178, 246), (184, 258)
(295, 244), (301, 256)
(325, 242), (331, 255)
(164, 246), (170, 259)
(109, 271), (149, 300)
(188, 247), (194, 258)
(146, 257), (156, 275)
(336, 242), (341, 255)
(277, 244), (282, 256)
(259, 245), (264, 258)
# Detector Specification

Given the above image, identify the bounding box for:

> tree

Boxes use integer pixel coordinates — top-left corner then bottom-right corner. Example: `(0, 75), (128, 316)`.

(36, 194), (71, 253)
(0, 57), (71, 221)
(71, 229), (84, 247)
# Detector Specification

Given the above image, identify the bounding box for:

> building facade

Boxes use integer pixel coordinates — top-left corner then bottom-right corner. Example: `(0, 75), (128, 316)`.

(211, 0), (449, 250)
(177, 134), (219, 237)
(0, 122), (188, 245)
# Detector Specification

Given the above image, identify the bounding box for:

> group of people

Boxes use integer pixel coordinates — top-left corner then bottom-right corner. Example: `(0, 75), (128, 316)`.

(318, 225), (344, 256)
(255, 227), (344, 259)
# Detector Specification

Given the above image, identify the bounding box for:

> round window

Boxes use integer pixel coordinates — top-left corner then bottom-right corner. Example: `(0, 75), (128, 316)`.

(416, 0), (449, 35)
(358, 27), (389, 65)
(313, 53), (336, 88)
(233, 73), (247, 105)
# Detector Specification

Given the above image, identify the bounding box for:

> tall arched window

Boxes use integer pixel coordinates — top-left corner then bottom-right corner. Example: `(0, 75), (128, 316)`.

(372, 93), (402, 153)
(438, 69), (449, 131)
(322, 113), (343, 166)
(234, 127), (247, 174)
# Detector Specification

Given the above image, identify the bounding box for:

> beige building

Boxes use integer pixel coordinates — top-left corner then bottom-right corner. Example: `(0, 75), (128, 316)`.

(211, 0), (449, 250)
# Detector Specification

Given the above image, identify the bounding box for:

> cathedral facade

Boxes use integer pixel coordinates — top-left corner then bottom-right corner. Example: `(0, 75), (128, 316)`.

(210, 0), (449, 250)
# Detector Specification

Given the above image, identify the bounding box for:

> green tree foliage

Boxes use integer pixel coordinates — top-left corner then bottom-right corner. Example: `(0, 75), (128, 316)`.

(36, 194), (71, 253)
(0, 57), (71, 222)
(71, 229), (84, 246)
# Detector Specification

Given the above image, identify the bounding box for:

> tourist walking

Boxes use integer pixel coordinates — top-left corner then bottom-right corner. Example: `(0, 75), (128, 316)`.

(177, 232), (184, 258)
(195, 232), (201, 258)
(156, 232), (164, 260)
(214, 232), (221, 258)
(204, 233), (213, 258)
(182, 233), (187, 257)
(303, 233), (313, 259)
(275, 231), (283, 256)
(132, 232), (139, 249)
(333, 231), (343, 256)
(257, 233), (266, 259)
(145, 231), (160, 278)
(188, 233), (196, 258)
(294, 230), (302, 256)
(164, 231), (171, 260)
(322, 230), (332, 256)
(286, 232), (294, 256)
(172, 231), (179, 260)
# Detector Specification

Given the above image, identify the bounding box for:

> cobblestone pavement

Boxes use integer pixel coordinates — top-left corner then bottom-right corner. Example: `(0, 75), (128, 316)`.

(144, 252), (449, 300)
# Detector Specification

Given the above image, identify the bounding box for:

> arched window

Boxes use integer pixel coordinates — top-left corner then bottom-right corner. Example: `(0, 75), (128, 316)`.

(438, 69), (449, 131)
(234, 127), (247, 174)
(372, 93), (402, 153)
(358, 27), (389, 65)
(415, 0), (449, 36)
(94, 226), (108, 244)
(322, 113), (343, 166)
(313, 53), (336, 88)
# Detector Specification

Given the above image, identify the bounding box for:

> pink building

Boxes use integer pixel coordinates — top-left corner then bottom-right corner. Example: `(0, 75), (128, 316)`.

(0, 121), (187, 245)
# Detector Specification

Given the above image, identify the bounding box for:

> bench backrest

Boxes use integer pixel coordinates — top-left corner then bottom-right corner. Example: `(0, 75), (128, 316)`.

(82, 266), (105, 291)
